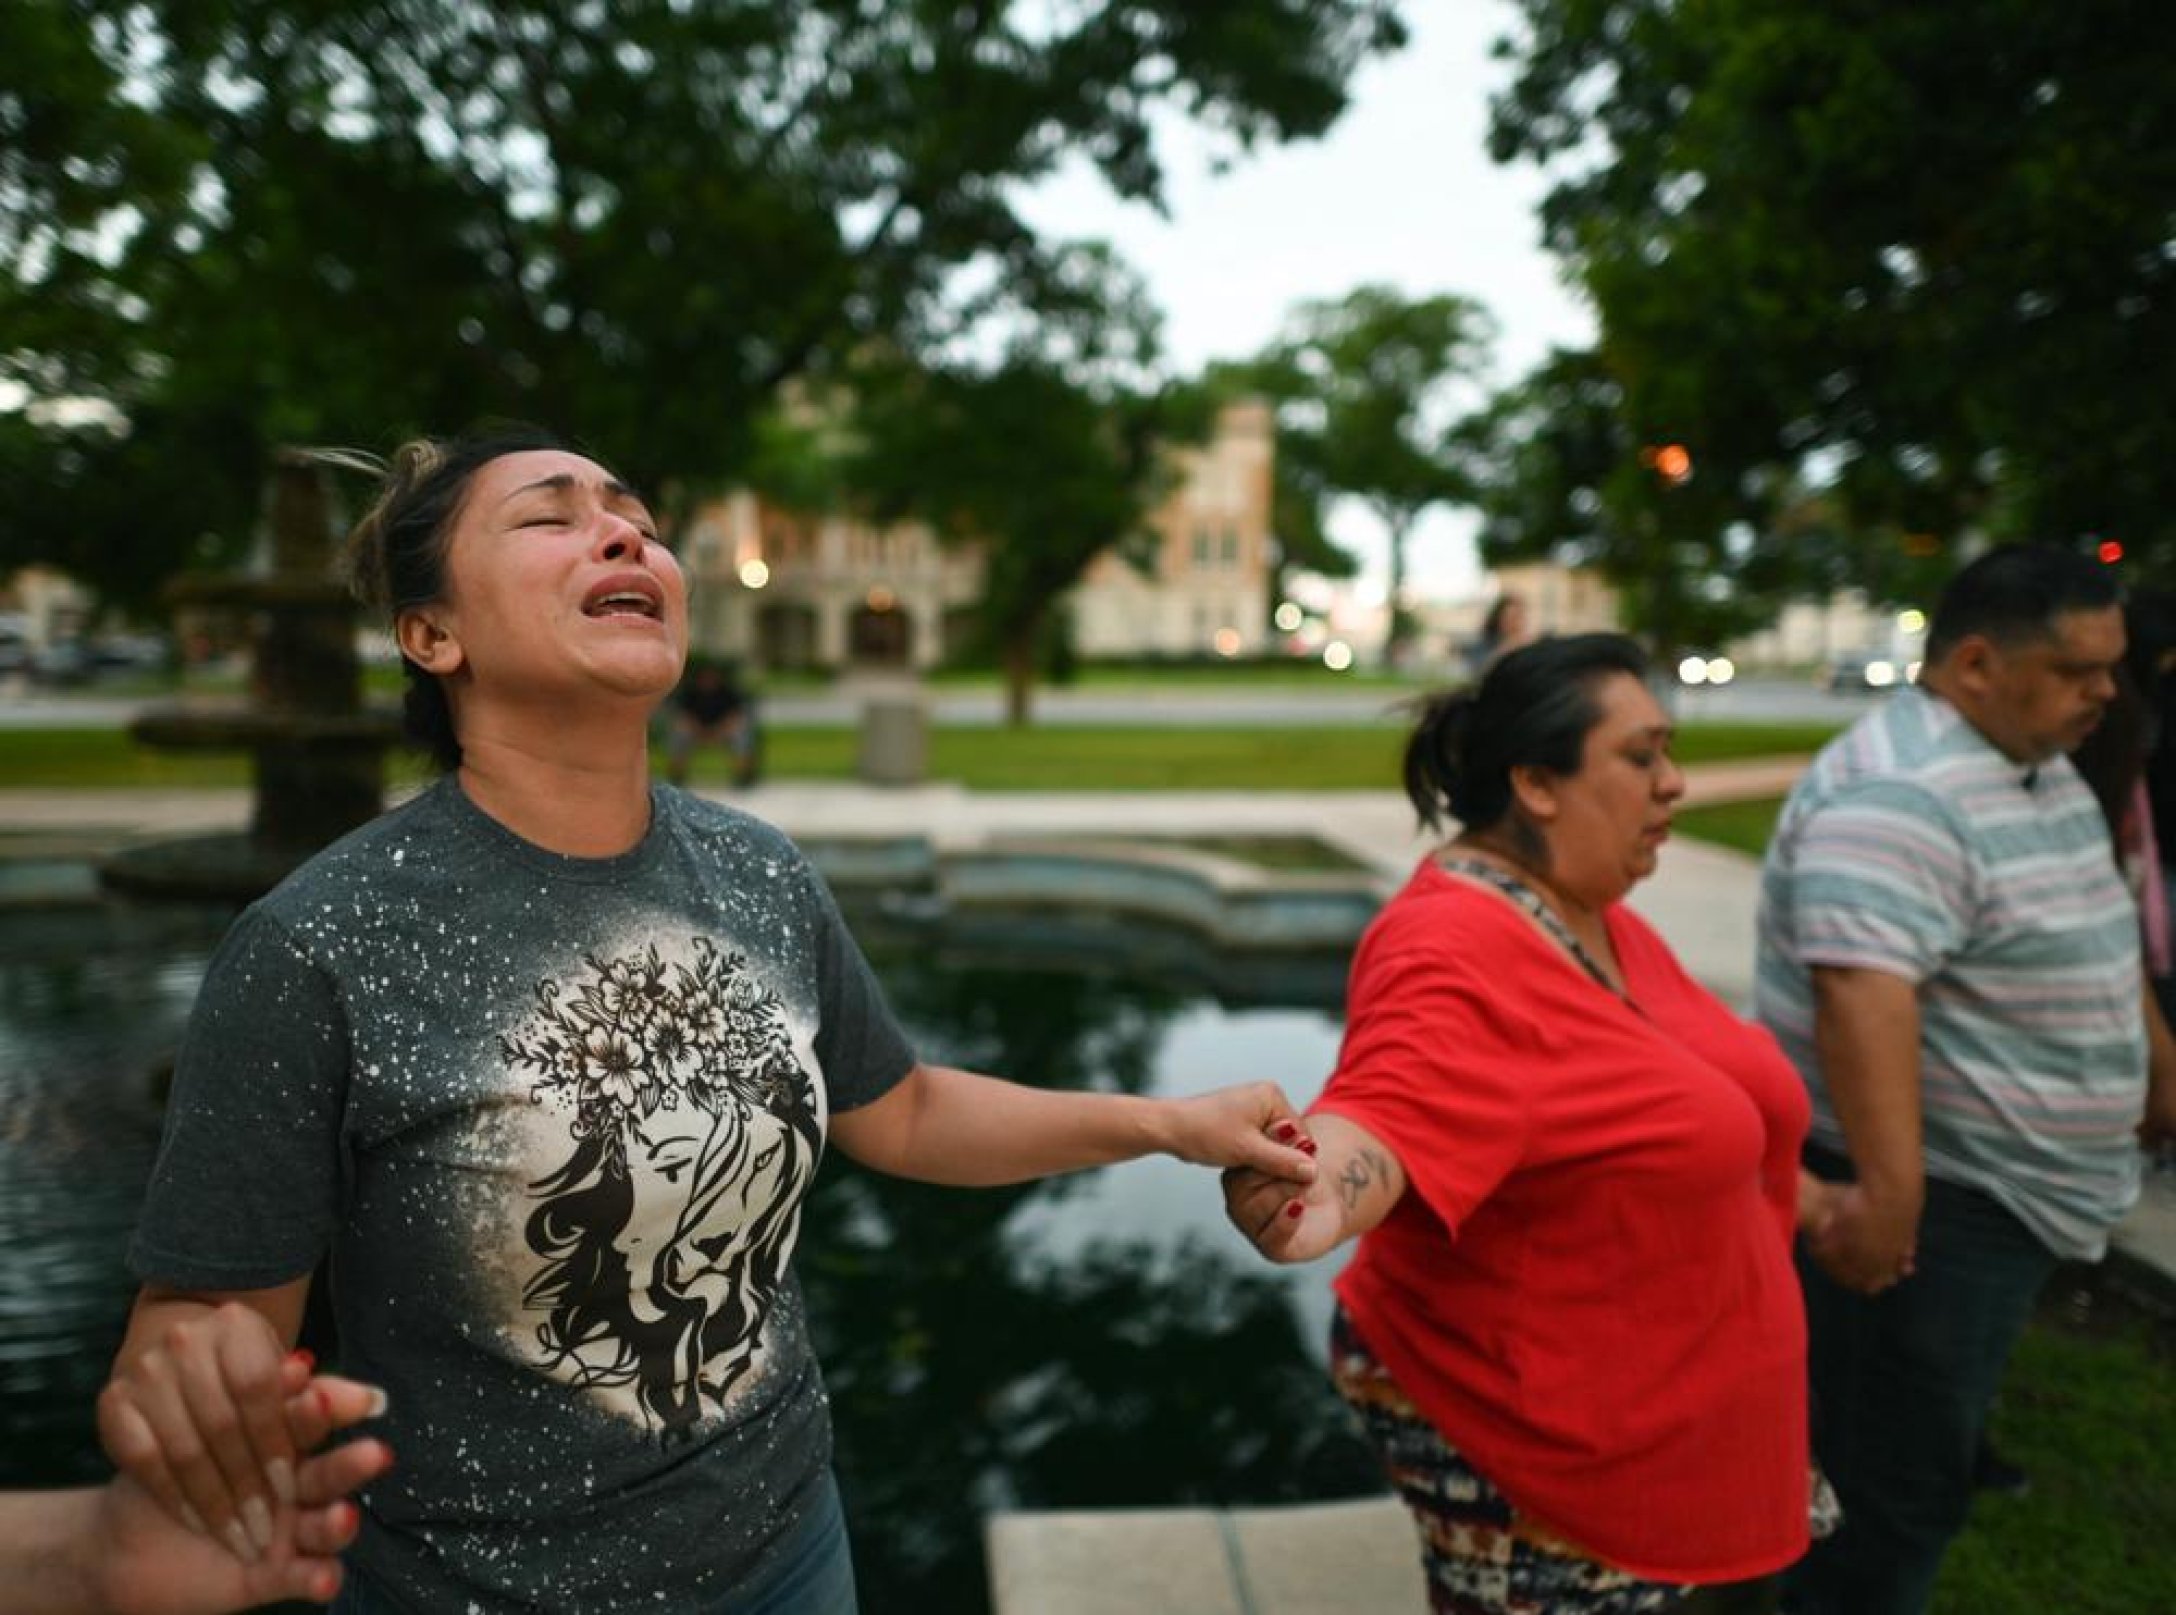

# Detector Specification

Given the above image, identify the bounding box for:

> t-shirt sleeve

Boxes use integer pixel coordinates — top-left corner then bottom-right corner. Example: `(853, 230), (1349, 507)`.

(1311, 926), (1535, 1234)
(800, 862), (917, 1112)
(128, 907), (349, 1290)
(1786, 779), (1974, 981)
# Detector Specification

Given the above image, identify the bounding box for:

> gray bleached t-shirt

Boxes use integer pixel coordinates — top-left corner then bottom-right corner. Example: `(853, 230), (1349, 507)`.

(129, 778), (916, 1611)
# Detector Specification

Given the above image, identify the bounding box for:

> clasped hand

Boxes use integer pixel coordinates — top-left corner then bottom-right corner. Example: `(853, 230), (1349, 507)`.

(100, 1301), (391, 1602)
(1802, 1180), (1919, 1294)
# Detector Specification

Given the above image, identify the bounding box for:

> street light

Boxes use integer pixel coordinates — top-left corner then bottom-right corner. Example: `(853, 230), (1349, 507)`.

(1641, 442), (1693, 487)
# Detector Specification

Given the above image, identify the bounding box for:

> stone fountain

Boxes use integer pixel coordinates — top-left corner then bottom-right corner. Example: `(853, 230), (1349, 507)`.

(100, 450), (402, 903)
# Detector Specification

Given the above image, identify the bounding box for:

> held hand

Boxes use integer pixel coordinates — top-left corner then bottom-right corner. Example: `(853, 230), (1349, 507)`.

(2140, 1065), (2176, 1150)
(1162, 1083), (1319, 1183)
(1795, 1171), (1848, 1244)
(1221, 1166), (1344, 1263)
(98, 1302), (301, 1564)
(1806, 1181), (1919, 1294)
(92, 1373), (394, 1615)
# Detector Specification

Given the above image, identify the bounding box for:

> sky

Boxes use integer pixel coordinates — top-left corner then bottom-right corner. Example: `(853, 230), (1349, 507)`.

(1015, 2), (1595, 607)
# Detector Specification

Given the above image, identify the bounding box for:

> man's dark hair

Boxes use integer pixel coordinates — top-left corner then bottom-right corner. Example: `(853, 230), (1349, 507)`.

(1925, 544), (2122, 663)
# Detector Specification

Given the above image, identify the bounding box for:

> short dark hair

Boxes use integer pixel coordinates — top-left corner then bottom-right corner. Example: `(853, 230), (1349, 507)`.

(1403, 632), (1651, 834)
(324, 423), (582, 770)
(1925, 544), (2122, 663)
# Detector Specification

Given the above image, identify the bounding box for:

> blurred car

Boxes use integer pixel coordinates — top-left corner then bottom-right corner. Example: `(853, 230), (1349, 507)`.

(1822, 653), (1917, 693)
(89, 632), (172, 672)
(1675, 652), (1737, 688)
(29, 638), (94, 686)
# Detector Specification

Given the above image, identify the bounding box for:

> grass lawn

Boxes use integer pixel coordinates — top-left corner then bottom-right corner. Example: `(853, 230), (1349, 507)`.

(1933, 1270), (2176, 1614)
(0, 720), (1831, 793)
(1671, 795), (1786, 858)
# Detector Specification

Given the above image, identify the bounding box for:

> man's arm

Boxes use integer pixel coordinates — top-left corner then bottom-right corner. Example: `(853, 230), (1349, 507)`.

(2140, 976), (2176, 1147)
(1808, 964), (1925, 1293)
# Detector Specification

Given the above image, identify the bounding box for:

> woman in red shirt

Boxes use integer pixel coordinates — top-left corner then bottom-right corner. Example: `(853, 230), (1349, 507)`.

(1226, 634), (1834, 1614)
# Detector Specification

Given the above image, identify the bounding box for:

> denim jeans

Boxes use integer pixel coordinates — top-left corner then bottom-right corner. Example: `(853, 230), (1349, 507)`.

(725, 1470), (859, 1615)
(329, 1469), (858, 1615)
(1783, 1147), (2059, 1615)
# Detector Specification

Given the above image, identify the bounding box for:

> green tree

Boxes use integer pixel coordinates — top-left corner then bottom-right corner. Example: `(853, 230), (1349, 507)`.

(0, 0), (1408, 607)
(1261, 286), (1492, 661)
(1490, 0), (2176, 584)
(1466, 346), (1775, 661)
(845, 248), (1168, 726)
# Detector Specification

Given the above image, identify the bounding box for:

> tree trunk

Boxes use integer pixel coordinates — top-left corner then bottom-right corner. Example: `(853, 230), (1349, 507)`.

(1382, 517), (1413, 667)
(1001, 630), (1037, 728)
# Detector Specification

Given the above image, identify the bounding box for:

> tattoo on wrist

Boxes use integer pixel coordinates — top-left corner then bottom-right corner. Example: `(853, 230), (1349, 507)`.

(1338, 1148), (1388, 1210)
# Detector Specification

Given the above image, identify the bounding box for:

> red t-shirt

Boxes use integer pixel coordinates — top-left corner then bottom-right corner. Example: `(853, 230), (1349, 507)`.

(1317, 860), (1810, 1582)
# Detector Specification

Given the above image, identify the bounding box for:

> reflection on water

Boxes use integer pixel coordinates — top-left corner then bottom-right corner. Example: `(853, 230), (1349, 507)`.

(0, 903), (234, 1483)
(0, 897), (1379, 1613)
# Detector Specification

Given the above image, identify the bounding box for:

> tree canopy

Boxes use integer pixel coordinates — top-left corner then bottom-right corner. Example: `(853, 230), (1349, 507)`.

(1256, 285), (1493, 660)
(1487, 0), (2176, 600)
(0, 0), (1407, 611)
(840, 244), (1168, 725)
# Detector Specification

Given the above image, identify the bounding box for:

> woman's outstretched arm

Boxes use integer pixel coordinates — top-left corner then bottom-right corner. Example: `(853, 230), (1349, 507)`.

(828, 1061), (1319, 1187)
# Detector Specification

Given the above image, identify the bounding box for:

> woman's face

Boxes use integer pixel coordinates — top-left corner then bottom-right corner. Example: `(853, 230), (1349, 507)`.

(1525, 672), (1684, 905)
(412, 449), (688, 715)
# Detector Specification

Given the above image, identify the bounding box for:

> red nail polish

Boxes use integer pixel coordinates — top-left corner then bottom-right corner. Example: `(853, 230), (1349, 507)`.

(1284, 1201), (1305, 1220)
(1273, 1122), (1297, 1141)
(288, 1348), (316, 1372)
(1300, 1139), (1319, 1155)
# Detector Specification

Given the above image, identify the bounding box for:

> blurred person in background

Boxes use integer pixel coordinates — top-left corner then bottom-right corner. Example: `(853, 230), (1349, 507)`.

(666, 657), (761, 788)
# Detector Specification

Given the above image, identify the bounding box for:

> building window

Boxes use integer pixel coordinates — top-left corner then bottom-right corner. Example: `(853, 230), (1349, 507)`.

(1221, 529), (1239, 565)
(1193, 529), (1213, 567)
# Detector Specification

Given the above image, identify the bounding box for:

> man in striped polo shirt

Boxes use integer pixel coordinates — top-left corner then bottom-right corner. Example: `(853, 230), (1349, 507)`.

(1757, 545), (2176, 1615)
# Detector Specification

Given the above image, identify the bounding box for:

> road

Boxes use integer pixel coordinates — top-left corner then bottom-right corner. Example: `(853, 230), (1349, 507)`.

(0, 675), (1885, 731)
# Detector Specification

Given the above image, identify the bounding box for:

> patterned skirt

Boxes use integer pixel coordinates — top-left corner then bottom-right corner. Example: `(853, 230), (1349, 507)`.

(1330, 1305), (1695, 1615)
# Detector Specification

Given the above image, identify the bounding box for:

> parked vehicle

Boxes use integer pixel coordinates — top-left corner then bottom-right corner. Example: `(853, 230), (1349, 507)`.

(89, 632), (172, 672)
(1822, 653), (1917, 693)
(29, 638), (94, 686)
(0, 615), (29, 676)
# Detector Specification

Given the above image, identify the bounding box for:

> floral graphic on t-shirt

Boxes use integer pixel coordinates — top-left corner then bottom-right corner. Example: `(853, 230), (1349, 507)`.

(500, 937), (822, 1438)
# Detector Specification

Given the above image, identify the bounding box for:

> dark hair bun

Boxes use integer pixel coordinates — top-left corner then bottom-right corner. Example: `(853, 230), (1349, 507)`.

(1401, 633), (1651, 834)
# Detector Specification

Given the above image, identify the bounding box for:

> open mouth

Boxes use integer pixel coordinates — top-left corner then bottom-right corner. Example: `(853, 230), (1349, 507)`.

(583, 584), (663, 620)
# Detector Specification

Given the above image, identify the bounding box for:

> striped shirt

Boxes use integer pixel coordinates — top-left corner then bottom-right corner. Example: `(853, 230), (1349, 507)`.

(1754, 687), (2144, 1259)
